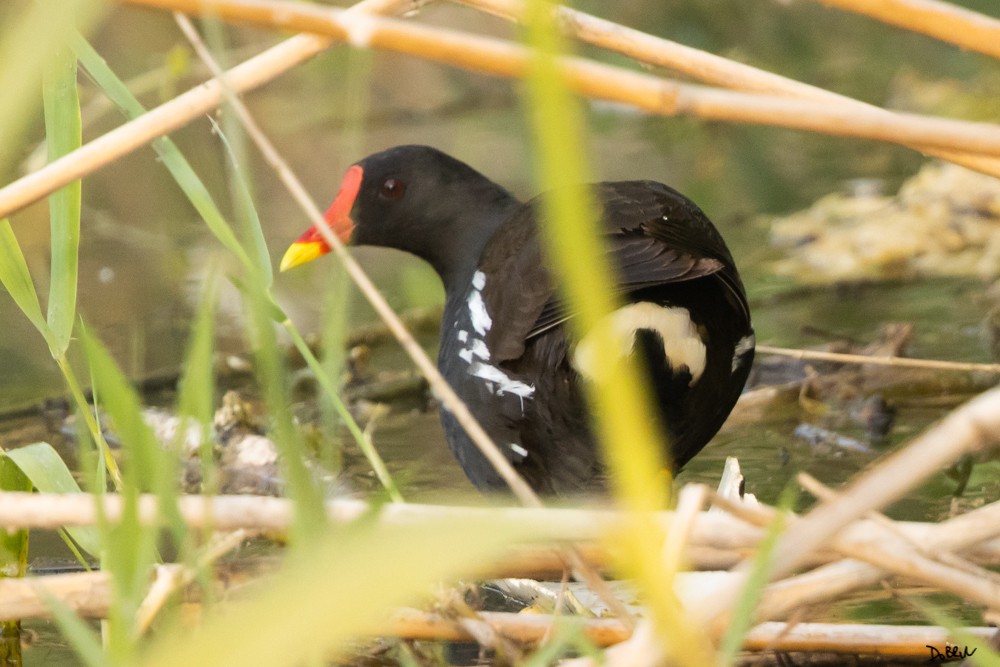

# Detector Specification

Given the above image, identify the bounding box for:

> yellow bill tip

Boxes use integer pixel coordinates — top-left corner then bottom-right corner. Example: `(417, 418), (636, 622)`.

(280, 241), (326, 272)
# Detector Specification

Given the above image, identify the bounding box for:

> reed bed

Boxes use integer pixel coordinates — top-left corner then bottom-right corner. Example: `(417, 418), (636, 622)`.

(0, 0), (999, 665)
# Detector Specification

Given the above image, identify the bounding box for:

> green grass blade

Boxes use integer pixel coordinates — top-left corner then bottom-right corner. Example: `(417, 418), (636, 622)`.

(43, 47), (82, 355)
(137, 516), (531, 667)
(522, 1), (709, 663)
(176, 265), (219, 495)
(5, 443), (102, 557)
(0, 453), (32, 575)
(80, 326), (167, 494)
(0, 218), (56, 351)
(37, 587), (106, 667)
(69, 33), (255, 273)
(79, 325), (170, 659)
(244, 280), (326, 540)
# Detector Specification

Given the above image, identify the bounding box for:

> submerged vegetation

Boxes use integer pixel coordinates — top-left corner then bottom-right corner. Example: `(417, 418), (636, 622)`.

(0, 0), (999, 665)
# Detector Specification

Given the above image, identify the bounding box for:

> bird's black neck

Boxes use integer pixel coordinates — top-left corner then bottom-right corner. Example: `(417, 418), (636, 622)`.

(424, 186), (520, 296)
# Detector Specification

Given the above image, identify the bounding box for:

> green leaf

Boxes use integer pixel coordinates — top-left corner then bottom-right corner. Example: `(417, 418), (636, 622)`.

(5, 442), (102, 557)
(0, 455), (31, 578)
(0, 218), (56, 351)
(716, 484), (796, 666)
(43, 47), (82, 355)
(79, 326), (166, 495)
(79, 325), (166, 659)
(69, 33), (257, 275)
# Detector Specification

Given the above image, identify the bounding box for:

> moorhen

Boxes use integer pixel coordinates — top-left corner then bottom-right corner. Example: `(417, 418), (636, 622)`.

(282, 145), (754, 495)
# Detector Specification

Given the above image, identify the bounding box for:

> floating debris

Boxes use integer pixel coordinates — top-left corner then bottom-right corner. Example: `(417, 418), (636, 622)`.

(770, 161), (1000, 281)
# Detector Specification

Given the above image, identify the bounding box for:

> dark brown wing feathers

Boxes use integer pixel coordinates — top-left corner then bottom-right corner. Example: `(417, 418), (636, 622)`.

(481, 180), (746, 362)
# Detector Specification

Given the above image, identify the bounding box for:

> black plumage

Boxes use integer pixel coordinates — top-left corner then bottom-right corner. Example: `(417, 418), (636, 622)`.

(287, 145), (754, 495)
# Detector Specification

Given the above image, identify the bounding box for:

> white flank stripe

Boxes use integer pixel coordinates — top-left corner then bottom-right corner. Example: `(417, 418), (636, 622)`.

(469, 362), (535, 399)
(468, 282), (492, 335)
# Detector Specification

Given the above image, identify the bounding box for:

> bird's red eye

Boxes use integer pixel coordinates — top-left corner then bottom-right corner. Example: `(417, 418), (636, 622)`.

(380, 178), (406, 199)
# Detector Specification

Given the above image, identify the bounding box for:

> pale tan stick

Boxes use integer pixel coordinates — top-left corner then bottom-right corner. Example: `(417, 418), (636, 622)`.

(0, 491), (738, 538)
(756, 344), (1000, 374)
(171, 10), (540, 506)
(115, 0), (1000, 159)
(812, 0), (1000, 60)
(388, 607), (997, 654)
(454, 0), (1000, 178)
(4, 491), (999, 562)
(3, 572), (112, 621)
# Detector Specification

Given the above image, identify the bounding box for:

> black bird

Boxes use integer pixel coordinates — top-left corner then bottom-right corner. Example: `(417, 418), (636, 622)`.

(282, 145), (754, 495)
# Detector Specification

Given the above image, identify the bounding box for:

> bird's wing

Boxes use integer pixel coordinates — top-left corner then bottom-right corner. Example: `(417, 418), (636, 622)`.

(481, 181), (745, 362)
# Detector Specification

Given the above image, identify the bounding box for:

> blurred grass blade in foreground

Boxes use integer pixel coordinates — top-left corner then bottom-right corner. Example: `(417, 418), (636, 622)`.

(521, 0), (710, 663)
(140, 517), (532, 667)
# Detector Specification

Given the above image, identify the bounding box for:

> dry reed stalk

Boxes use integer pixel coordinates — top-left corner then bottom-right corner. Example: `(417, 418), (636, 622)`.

(756, 345), (1000, 374)
(0, 491), (753, 538)
(0, 571), (111, 621)
(1, 491), (997, 562)
(811, 0), (1000, 60)
(454, 0), (1000, 178)
(387, 606), (997, 655)
(5, 0), (1000, 220)
(753, 488), (1000, 620)
(135, 528), (253, 632)
(114, 0), (1000, 159)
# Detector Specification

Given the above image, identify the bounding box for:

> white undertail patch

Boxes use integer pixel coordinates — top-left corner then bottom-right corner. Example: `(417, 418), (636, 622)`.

(732, 333), (755, 373)
(574, 302), (707, 384)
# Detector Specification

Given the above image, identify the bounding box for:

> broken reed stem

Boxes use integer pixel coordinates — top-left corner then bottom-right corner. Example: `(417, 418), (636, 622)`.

(453, 0), (1000, 178)
(755, 344), (1000, 374)
(811, 0), (1000, 61)
(5, 0), (1000, 219)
